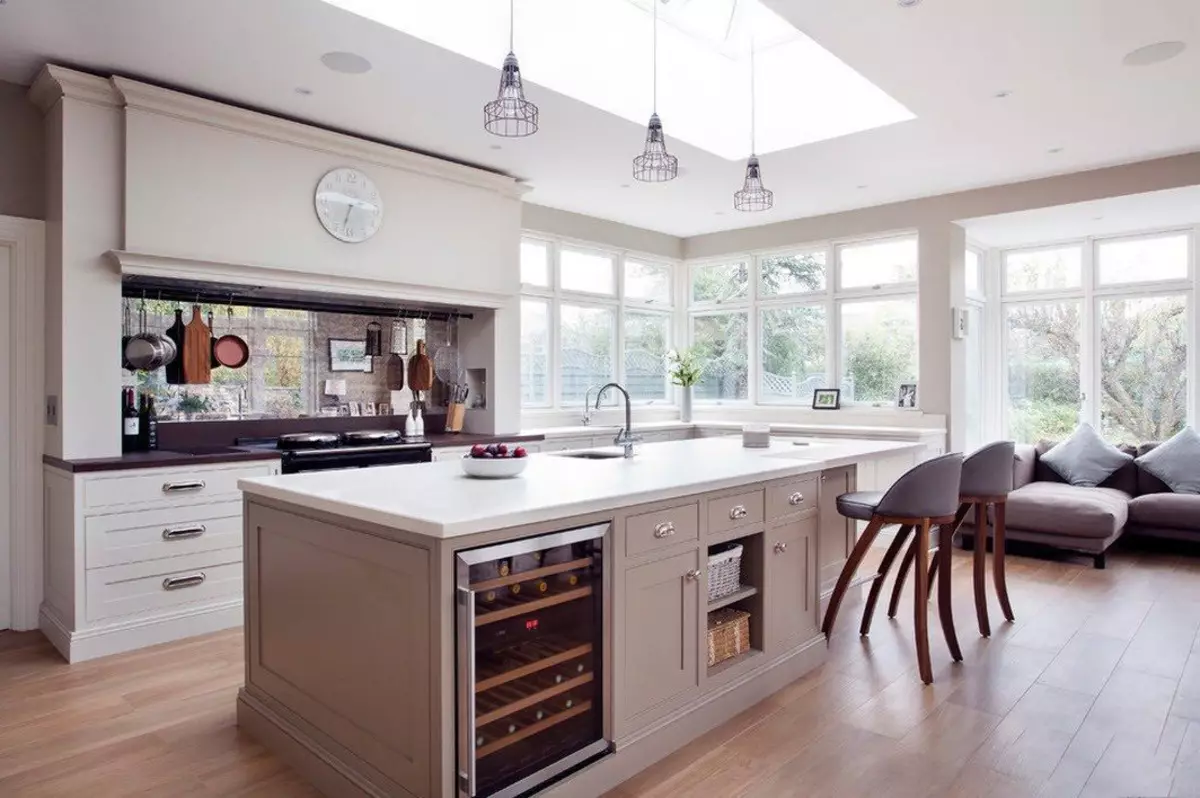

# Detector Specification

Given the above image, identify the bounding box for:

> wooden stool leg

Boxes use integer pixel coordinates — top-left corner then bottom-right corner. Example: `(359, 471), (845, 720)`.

(927, 554), (939, 597)
(914, 518), (934, 684)
(937, 524), (962, 662)
(822, 518), (886, 640)
(993, 500), (1014, 622)
(889, 538), (916, 619)
(974, 501), (991, 638)
(860, 524), (912, 636)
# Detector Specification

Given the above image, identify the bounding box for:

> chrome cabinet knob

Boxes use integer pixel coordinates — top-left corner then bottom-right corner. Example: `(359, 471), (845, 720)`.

(774, 541), (788, 554)
(788, 492), (804, 506)
(729, 505), (748, 520)
(653, 521), (676, 539)
(685, 569), (702, 581)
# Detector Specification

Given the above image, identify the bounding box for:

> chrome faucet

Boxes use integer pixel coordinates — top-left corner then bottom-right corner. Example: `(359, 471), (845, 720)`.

(582, 385), (601, 426)
(595, 382), (641, 458)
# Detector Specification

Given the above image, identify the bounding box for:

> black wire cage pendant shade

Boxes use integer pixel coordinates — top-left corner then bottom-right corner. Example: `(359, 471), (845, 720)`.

(633, 0), (678, 182)
(484, 1), (538, 137)
(734, 42), (773, 212)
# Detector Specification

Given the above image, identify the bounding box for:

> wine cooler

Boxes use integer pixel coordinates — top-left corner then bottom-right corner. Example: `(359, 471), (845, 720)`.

(456, 523), (610, 798)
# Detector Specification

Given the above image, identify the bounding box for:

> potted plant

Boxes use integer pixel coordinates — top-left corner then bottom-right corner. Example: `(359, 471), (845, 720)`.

(666, 347), (704, 423)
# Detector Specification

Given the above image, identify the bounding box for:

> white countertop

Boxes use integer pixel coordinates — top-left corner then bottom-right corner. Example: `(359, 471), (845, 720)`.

(239, 437), (922, 540)
(524, 420), (945, 440)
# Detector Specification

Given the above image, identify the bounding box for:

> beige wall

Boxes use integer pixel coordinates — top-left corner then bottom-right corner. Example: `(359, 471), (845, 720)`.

(521, 203), (684, 261)
(0, 80), (46, 221)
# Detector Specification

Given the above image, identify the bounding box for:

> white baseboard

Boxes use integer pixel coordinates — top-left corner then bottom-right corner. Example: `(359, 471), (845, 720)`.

(39, 599), (243, 663)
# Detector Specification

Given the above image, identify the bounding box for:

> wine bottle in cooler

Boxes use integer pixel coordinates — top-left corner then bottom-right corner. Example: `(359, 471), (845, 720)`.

(121, 388), (140, 453)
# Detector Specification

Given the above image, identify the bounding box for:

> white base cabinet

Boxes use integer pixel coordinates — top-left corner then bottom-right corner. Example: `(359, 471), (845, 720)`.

(41, 459), (278, 662)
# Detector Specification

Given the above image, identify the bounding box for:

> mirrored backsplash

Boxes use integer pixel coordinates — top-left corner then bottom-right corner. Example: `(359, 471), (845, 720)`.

(121, 300), (457, 423)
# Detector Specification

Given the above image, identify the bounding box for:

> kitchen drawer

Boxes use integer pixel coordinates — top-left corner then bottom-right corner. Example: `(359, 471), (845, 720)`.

(83, 464), (271, 513)
(626, 503), (700, 558)
(84, 501), (243, 569)
(86, 549), (243, 622)
(708, 489), (764, 535)
(766, 476), (819, 520)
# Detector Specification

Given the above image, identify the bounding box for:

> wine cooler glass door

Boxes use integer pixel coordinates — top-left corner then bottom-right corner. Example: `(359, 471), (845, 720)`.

(456, 522), (610, 798)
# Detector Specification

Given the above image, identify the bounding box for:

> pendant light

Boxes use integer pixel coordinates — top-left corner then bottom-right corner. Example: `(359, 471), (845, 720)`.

(484, 0), (538, 137)
(734, 42), (773, 212)
(633, 0), (678, 182)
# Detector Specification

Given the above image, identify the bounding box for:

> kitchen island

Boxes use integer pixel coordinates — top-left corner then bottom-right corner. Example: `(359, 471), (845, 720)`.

(236, 437), (923, 798)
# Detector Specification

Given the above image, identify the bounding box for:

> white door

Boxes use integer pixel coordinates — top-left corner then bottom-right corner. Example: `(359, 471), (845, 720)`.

(0, 243), (11, 630)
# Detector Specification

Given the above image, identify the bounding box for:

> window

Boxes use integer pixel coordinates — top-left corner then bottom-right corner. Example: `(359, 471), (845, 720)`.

(1097, 234), (1189, 285)
(692, 261), (750, 304)
(760, 305), (826, 403)
(838, 238), (917, 289)
(964, 304), (985, 451)
(692, 312), (749, 401)
(965, 248), (982, 297)
(520, 239), (550, 287)
(560, 247), (616, 295)
(1004, 301), (1082, 444)
(1004, 246), (1082, 293)
(519, 235), (675, 410)
(760, 250), (826, 297)
(839, 299), (918, 405)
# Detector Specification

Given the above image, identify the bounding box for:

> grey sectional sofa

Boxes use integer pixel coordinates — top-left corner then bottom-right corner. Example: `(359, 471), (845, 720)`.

(963, 441), (1200, 569)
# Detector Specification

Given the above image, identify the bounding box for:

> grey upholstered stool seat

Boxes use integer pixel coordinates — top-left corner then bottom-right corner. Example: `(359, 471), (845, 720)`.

(875, 442), (1017, 640)
(820, 453), (964, 684)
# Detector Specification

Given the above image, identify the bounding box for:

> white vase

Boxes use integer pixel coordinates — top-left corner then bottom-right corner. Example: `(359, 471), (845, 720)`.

(680, 386), (693, 423)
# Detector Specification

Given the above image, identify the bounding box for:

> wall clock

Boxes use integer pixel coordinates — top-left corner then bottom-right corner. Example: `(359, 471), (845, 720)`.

(314, 167), (383, 243)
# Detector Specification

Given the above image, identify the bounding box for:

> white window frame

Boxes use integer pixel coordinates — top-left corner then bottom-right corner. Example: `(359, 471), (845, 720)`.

(520, 232), (677, 411)
(997, 226), (1198, 441)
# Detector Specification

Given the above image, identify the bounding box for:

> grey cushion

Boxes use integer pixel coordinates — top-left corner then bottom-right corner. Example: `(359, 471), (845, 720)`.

(1128, 493), (1200, 531)
(1005, 482), (1130, 539)
(1135, 427), (1200, 495)
(836, 491), (883, 521)
(1040, 424), (1133, 488)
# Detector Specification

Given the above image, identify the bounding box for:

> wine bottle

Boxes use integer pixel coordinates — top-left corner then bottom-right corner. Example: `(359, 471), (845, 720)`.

(533, 579), (549, 594)
(480, 590), (497, 604)
(145, 396), (159, 451)
(498, 559), (511, 577)
(509, 583), (521, 596)
(121, 388), (140, 453)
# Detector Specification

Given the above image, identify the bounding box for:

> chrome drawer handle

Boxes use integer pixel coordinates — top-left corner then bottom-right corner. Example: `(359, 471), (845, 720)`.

(162, 524), (206, 541)
(162, 480), (206, 493)
(162, 572), (206, 591)
(789, 492), (804, 506)
(685, 569), (702, 582)
(729, 505), (748, 520)
(653, 521), (676, 539)
(774, 541), (788, 554)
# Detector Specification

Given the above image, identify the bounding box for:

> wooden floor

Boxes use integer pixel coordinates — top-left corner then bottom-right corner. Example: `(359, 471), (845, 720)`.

(3, 541), (1200, 797)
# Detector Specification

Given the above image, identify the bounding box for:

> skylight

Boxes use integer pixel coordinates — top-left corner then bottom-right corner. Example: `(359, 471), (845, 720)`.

(321, 0), (914, 160)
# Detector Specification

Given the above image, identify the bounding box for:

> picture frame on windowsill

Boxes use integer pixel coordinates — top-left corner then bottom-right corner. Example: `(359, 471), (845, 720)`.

(812, 388), (841, 410)
(897, 382), (918, 409)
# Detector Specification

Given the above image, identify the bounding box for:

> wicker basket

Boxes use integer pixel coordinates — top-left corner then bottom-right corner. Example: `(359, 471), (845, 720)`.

(707, 544), (743, 602)
(707, 608), (751, 667)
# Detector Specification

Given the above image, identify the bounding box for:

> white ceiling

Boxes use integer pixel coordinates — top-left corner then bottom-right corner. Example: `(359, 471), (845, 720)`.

(1, 0), (1198, 238)
(961, 185), (1200, 248)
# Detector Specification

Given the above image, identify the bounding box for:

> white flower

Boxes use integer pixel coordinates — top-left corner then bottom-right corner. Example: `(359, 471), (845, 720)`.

(665, 349), (678, 360)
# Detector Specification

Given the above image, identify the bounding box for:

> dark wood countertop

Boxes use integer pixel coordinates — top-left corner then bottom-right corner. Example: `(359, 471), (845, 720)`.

(42, 432), (545, 473)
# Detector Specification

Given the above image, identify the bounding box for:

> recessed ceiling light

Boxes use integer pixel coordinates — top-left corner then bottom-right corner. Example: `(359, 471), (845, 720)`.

(489, 144), (502, 150)
(1123, 41), (1187, 67)
(714, 211), (725, 216)
(1092, 215), (1105, 221)
(897, 0), (921, 6)
(321, 51), (372, 74)
(294, 87), (313, 96)
(856, 184), (868, 189)
(1048, 146), (1064, 154)
(993, 90), (1012, 99)
(620, 183), (631, 189)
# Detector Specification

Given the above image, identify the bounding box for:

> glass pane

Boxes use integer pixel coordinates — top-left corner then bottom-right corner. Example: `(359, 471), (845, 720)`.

(520, 239), (550, 287)
(964, 305), (984, 451)
(839, 299), (918, 404)
(560, 247), (615, 295)
(839, 238), (918, 289)
(520, 299), (551, 406)
(623, 312), (670, 402)
(1005, 247), (1082, 293)
(760, 251), (827, 297)
(1097, 234), (1189, 285)
(559, 305), (616, 405)
(625, 259), (671, 304)
(1099, 295), (1189, 443)
(965, 249), (981, 296)
(760, 305), (828, 404)
(1005, 301), (1081, 444)
(692, 312), (748, 401)
(692, 262), (749, 304)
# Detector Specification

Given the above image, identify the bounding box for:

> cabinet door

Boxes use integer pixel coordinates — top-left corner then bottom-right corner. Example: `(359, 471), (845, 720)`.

(817, 467), (855, 596)
(766, 516), (817, 654)
(620, 549), (700, 723)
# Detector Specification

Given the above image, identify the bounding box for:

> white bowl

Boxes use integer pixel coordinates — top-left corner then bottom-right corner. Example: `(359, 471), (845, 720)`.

(461, 455), (528, 479)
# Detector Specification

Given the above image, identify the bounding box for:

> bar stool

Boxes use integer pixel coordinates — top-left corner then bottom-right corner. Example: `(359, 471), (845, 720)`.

(821, 453), (964, 684)
(877, 442), (1017, 638)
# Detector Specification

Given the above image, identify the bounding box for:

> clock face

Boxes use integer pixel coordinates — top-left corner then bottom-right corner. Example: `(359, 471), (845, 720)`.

(314, 168), (383, 243)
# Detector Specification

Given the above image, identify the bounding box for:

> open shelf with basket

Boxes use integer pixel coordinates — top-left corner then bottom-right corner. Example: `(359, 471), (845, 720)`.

(705, 532), (764, 675)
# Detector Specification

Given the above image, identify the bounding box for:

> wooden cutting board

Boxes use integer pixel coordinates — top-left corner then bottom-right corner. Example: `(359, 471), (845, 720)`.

(407, 340), (433, 392)
(182, 305), (213, 384)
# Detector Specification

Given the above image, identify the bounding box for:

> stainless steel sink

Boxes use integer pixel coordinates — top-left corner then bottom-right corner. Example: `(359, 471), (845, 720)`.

(555, 449), (627, 460)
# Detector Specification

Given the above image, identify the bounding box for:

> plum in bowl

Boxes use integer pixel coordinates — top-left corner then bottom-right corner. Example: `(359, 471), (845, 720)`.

(460, 443), (529, 479)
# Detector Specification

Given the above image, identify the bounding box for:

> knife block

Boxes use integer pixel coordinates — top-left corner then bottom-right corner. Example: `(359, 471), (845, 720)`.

(446, 403), (466, 432)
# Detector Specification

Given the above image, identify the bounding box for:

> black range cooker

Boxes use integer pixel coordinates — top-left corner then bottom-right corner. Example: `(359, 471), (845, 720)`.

(238, 430), (433, 474)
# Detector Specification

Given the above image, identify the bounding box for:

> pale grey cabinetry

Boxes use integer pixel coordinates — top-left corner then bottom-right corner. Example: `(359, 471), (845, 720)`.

(816, 465), (856, 598)
(765, 514), (818, 654)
